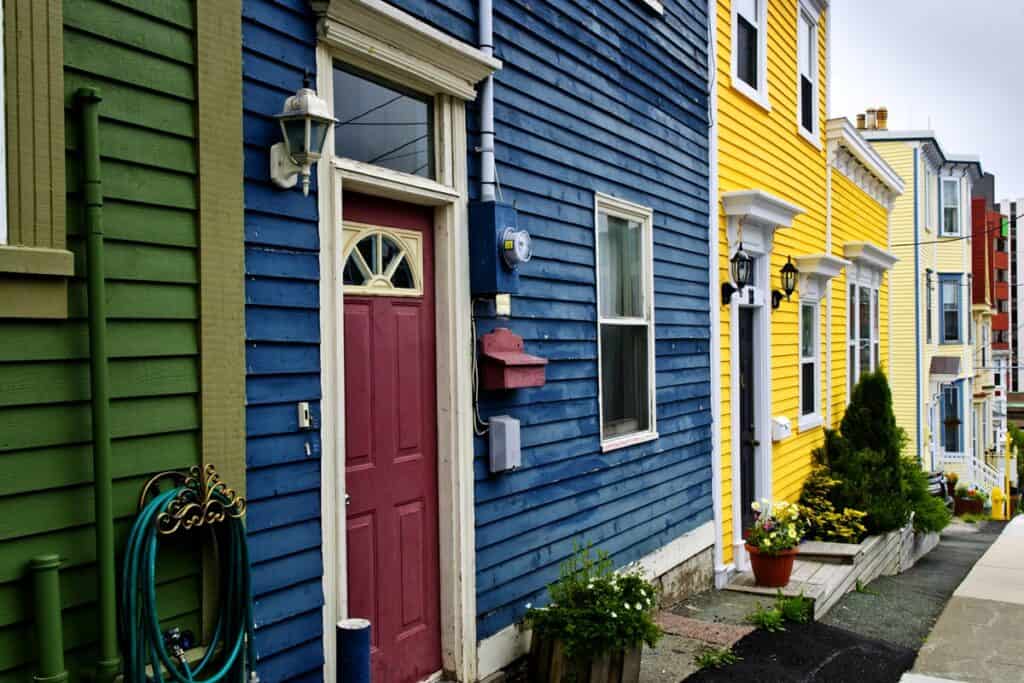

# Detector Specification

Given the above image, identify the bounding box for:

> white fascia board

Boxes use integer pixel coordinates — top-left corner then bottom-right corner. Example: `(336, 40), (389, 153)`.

(826, 117), (905, 196)
(843, 241), (900, 271)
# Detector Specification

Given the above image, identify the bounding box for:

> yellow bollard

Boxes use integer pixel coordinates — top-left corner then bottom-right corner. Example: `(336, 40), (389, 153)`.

(991, 486), (1007, 520)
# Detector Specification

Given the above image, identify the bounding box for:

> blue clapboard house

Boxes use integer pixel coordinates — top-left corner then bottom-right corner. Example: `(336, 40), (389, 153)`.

(242, 0), (713, 680)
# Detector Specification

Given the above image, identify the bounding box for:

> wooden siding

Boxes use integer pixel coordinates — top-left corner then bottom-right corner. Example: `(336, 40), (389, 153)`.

(715, 0), (829, 564)
(242, 0), (325, 680)
(384, 0), (714, 640)
(828, 168), (891, 426)
(0, 1), (202, 679)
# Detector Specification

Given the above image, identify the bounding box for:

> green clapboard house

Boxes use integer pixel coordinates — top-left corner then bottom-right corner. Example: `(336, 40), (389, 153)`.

(0, 1), (245, 679)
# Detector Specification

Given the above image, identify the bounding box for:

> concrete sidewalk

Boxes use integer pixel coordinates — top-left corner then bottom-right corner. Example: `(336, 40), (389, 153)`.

(905, 516), (1024, 682)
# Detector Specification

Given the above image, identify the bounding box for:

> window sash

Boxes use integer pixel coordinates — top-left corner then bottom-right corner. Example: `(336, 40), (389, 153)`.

(848, 283), (880, 394)
(942, 179), (960, 235)
(797, 10), (816, 133)
(940, 276), (961, 343)
(801, 302), (818, 417)
(595, 197), (655, 446)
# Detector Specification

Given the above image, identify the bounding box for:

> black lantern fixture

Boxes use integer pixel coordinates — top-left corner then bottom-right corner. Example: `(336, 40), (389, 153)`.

(771, 256), (798, 309)
(721, 242), (754, 306)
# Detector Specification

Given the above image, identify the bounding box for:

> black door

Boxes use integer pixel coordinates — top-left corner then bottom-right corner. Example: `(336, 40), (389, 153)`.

(739, 308), (757, 533)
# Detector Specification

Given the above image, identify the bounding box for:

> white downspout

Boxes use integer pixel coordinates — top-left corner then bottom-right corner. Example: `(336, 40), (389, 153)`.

(479, 0), (496, 202)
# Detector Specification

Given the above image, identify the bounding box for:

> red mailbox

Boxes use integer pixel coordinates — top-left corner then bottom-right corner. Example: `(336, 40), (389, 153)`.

(479, 327), (547, 390)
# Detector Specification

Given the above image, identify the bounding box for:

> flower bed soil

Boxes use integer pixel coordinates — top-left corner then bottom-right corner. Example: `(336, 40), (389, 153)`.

(684, 622), (915, 682)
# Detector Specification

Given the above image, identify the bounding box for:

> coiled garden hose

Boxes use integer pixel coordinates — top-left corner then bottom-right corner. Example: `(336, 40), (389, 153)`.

(121, 486), (257, 683)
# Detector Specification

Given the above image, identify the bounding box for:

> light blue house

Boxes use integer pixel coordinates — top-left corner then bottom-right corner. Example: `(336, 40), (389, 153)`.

(242, 0), (714, 679)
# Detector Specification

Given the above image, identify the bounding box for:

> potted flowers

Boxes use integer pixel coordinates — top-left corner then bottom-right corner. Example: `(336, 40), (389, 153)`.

(945, 471), (959, 498)
(525, 545), (661, 683)
(745, 499), (804, 587)
(954, 485), (988, 516)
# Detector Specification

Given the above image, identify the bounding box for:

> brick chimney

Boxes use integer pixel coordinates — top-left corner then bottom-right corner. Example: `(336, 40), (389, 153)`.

(856, 113), (866, 129)
(876, 106), (888, 130)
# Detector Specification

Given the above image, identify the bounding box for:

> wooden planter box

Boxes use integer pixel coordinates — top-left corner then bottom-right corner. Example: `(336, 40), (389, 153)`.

(954, 497), (984, 516)
(529, 634), (642, 683)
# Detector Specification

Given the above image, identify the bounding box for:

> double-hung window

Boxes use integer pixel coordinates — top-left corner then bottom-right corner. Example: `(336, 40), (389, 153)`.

(941, 178), (960, 236)
(923, 166), (933, 231)
(939, 274), (962, 344)
(732, 0), (768, 107)
(797, 5), (819, 141)
(942, 383), (962, 453)
(925, 269), (934, 343)
(848, 282), (880, 393)
(800, 302), (821, 429)
(595, 194), (656, 450)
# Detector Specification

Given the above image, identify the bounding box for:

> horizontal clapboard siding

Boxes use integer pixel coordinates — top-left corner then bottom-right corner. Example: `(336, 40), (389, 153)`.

(387, 0), (713, 640)
(0, 1), (202, 680)
(242, 0), (325, 680)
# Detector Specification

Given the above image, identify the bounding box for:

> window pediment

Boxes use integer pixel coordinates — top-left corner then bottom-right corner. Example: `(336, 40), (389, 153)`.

(794, 253), (848, 301)
(722, 190), (804, 256)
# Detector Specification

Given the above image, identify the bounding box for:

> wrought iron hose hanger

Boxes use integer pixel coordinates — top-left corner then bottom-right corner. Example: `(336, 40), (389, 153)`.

(123, 464), (257, 683)
(139, 465), (247, 536)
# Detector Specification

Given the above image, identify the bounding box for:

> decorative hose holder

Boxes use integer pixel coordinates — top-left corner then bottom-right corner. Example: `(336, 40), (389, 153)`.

(123, 465), (257, 683)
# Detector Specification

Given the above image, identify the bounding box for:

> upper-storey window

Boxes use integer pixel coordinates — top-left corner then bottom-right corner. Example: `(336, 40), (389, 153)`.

(333, 64), (434, 179)
(923, 164), (933, 231)
(732, 0), (768, 107)
(941, 178), (960, 236)
(940, 273), (962, 344)
(797, 5), (818, 140)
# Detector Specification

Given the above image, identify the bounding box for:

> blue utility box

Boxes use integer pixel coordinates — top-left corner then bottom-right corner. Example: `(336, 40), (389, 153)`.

(469, 200), (522, 296)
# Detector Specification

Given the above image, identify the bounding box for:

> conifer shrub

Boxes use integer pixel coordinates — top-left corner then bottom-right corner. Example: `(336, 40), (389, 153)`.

(804, 371), (949, 537)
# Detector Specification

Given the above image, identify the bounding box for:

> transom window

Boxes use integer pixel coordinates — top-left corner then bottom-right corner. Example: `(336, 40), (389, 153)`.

(939, 273), (962, 344)
(595, 194), (656, 450)
(333, 64), (434, 179)
(800, 302), (820, 427)
(941, 178), (960, 236)
(342, 224), (422, 296)
(797, 7), (818, 138)
(732, 0), (768, 106)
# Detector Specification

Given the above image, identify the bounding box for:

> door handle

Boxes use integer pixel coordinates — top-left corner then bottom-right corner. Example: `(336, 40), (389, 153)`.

(345, 493), (351, 506)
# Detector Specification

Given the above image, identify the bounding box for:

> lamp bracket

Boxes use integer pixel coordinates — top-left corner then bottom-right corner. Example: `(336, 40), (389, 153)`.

(722, 282), (738, 307)
(270, 142), (309, 194)
(771, 290), (788, 309)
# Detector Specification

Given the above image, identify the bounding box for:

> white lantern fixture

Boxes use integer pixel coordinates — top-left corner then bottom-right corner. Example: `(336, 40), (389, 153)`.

(270, 75), (337, 196)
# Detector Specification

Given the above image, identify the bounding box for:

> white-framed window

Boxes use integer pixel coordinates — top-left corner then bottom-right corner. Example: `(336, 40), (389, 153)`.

(595, 193), (657, 451)
(941, 177), (960, 236)
(925, 269), (934, 343)
(731, 0), (769, 109)
(923, 164), (933, 232)
(799, 301), (821, 430)
(939, 273), (962, 344)
(848, 281), (880, 394)
(796, 3), (819, 143)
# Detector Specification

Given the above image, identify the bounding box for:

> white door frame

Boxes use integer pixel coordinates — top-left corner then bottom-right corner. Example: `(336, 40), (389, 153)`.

(728, 253), (773, 571)
(315, 22), (493, 679)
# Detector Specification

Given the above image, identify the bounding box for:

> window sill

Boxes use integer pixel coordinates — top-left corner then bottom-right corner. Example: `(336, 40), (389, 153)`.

(601, 430), (659, 453)
(798, 413), (823, 433)
(798, 124), (822, 150)
(0, 245), (74, 319)
(731, 78), (771, 113)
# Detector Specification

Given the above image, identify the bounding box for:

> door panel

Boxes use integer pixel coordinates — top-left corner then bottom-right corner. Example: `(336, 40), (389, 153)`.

(739, 307), (757, 533)
(343, 192), (441, 682)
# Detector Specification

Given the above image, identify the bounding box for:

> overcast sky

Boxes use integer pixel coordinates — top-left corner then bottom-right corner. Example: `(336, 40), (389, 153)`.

(830, 1), (1024, 198)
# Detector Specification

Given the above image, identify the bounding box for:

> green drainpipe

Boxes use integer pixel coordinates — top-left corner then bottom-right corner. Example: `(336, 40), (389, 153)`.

(77, 87), (121, 682)
(30, 555), (68, 683)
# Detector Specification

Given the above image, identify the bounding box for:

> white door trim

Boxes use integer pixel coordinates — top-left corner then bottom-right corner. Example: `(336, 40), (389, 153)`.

(729, 254), (773, 570)
(316, 43), (478, 682)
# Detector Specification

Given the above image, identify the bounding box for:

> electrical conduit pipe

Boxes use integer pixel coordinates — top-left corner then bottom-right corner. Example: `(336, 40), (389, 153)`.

(479, 0), (496, 202)
(77, 87), (121, 682)
(31, 555), (68, 683)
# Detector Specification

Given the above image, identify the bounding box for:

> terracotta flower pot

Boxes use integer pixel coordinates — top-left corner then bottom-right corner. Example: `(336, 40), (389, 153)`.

(745, 544), (798, 587)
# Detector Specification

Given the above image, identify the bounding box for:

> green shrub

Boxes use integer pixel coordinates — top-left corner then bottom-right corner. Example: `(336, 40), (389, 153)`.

(524, 544), (661, 659)
(903, 458), (951, 533)
(798, 467), (868, 543)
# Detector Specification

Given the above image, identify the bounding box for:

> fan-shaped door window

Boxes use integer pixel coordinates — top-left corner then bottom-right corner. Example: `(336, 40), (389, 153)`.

(342, 223), (423, 296)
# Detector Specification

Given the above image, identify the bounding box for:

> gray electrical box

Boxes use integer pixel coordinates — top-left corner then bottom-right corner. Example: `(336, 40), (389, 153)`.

(489, 415), (521, 473)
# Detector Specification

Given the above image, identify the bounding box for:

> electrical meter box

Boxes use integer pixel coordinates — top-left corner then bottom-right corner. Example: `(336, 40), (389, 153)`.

(469, 200), (527, 296)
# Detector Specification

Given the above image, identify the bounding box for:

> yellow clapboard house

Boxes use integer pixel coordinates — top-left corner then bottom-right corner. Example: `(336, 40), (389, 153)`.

(860, 121), (991, 486)
(710, 0), (903, 576)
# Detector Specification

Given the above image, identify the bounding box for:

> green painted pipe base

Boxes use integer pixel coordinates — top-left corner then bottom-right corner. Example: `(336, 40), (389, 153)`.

(93, 657), (121, 683)
(33, 671), (70, 683)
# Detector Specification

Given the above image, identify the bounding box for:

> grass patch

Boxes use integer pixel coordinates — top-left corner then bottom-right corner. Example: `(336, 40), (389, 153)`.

(775, 591), (813, 623)
(694, 646), (740, 669)
(855, 579), (879, 596)
(958, 513), (988, 524)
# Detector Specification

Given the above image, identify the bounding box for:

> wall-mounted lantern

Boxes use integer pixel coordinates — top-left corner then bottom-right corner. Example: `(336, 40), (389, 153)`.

(270, 76), (337, 196)
(771, 256), (798, 309)
(721, 242), (754, 306)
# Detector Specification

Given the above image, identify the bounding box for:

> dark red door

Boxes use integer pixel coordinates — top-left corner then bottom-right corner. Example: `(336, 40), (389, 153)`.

(343, 192), (441, 682)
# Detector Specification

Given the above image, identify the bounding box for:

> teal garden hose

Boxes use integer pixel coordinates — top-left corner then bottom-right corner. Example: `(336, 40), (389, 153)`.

(122, 485), (257, 683)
